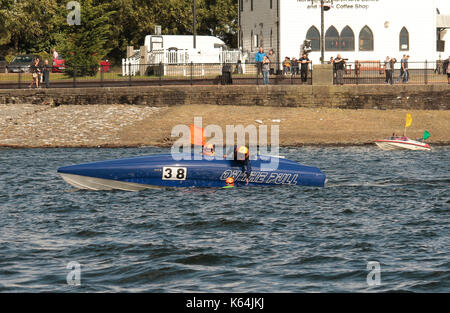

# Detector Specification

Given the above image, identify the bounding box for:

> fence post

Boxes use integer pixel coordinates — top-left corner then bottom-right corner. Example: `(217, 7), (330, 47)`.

(256, 63), (259, 86)
(18, 71), (22, 89)
(190, 61), (193, 86)
(128, 62), (132, 86)
(159, 62), (162, 86)
(73, 65), (77, 88)
(424, 60), (428, 85)
(100, 66), (104, 87)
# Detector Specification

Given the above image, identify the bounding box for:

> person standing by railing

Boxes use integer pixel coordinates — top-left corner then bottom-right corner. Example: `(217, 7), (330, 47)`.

(255, 47), (266, 78)
(384, 56), (393, 85)
(334, 54), (346, 85)
(262, 56), (270, 85)
(283, 57), (291, 75)
(397, 54), (409, 83)
(42, 59), (51, 88)
(447, 56), (450, 84)
(29, 58), (41, 89)
(268, 49), (276, 75)
(299, 53), (311, 84)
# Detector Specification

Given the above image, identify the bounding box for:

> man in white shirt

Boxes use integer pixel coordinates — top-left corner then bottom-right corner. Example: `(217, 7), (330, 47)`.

(52, 49), (58, 59)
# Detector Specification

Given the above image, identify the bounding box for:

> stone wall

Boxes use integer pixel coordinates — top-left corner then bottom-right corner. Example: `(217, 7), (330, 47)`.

(0, 85), (448, 110)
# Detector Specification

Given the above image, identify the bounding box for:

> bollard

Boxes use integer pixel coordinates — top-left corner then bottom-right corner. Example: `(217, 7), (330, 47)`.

(190, 62), (193, 86)
(424, 60), (428, 85)
(128, 62), (132, 86)
(159, 62), (162, 86)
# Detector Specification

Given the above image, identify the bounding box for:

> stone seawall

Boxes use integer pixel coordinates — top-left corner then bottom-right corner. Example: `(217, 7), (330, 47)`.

(0, 85), (449, 110)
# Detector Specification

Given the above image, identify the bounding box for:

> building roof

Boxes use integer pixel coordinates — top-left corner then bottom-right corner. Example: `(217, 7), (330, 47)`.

(437, 15), (450, 28)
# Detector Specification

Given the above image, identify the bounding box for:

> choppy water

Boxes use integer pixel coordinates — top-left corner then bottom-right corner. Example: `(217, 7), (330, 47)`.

(0, 146), (448, 292)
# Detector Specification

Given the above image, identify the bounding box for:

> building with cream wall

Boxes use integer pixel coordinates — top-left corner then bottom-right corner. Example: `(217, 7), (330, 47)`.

(239, 0), (450, 65)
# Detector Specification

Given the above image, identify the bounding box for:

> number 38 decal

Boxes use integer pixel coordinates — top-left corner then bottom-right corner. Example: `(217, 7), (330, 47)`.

(162, 167), (187, 181)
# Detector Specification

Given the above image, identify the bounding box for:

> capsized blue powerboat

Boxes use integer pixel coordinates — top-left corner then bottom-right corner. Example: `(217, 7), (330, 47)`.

(57, 153), (326, 190)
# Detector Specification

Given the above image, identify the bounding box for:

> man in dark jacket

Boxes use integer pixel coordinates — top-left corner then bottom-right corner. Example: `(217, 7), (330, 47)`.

(299, 53), (311, 83)
(42, 59), (51, 88)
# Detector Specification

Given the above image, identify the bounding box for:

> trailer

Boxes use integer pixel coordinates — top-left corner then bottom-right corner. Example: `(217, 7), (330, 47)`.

(122, 35), (242, 76)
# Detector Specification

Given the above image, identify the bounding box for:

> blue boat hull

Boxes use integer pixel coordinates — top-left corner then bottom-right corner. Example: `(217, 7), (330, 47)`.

(57, 154), (326, 190)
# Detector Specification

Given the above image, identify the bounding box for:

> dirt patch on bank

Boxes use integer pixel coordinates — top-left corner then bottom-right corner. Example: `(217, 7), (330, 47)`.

(0, 104), (448, 147)
(118, 105), (450, 146)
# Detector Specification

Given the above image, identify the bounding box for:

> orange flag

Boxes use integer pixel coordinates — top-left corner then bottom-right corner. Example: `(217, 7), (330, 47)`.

(189, 124), (206, 146)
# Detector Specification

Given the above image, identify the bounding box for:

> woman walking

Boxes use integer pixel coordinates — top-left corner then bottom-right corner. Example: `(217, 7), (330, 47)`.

(29, 58), (41, 88)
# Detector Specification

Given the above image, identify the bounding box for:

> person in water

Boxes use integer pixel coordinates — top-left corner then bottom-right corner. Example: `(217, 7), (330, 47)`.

(203, 143), (215, 156)
(223, 177), (235, 188)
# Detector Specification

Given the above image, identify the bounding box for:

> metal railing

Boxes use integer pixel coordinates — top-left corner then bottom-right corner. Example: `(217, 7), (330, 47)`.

(332, 61), (449, 85)
(0, 61), (447, 89)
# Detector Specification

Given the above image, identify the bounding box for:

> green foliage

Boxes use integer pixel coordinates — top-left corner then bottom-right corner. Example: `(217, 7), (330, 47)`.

(59, 0), (115, 76)
(0, 0), (238, 64)
(0, 0), (61, 54)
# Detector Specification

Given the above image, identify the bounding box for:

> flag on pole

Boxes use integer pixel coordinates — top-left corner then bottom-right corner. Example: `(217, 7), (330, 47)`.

(189, 124), (206, 146)
(423, 130), (430, 140)
(405, 113), (412, 128)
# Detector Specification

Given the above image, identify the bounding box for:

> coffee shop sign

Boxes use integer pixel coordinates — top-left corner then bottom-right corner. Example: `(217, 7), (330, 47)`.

(297, 0), (380, 10)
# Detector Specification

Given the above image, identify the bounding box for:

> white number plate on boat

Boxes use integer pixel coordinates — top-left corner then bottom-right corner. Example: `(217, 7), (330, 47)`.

(162, 167), (187, 180)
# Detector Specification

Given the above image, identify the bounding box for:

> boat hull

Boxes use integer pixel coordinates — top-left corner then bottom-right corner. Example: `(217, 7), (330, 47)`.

(375, 140), (431, 151)
(57, 154), (326, 190)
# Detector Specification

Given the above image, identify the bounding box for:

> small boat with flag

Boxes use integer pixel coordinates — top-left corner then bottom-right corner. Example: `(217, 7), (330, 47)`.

(375, 113), (431, 151)
(57, 124), (326, 190)
(375, 136), (431, 151)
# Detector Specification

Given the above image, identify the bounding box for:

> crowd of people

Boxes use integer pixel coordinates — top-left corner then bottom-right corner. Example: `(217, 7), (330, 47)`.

(255, 47), (312, 85)
(254, 47), (450, 85)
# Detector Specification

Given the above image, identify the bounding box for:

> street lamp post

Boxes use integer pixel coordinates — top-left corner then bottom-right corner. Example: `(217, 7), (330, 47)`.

(313, 0), (330, 64)
(193, 0), (197, 49)
(320, 0), (324, 64)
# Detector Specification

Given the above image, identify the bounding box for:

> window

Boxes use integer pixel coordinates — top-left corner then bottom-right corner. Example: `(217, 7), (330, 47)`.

(251, 30), (253, 51)
(325, 26), (339, 51)
(359, 26), (374, 51)
(399, 27), (409, 51)
(340, 26), (355, 51)
(253, 33), (259, 49)
(239, 0), (243, 11)
(306, 26), (321, 51)
(251, 0), (253, 11)
(270, 0), (273, 9)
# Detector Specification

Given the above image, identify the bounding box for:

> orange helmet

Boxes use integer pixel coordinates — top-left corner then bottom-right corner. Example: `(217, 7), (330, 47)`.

(236, 146), (249, 160)
(225, 177), (235, 185)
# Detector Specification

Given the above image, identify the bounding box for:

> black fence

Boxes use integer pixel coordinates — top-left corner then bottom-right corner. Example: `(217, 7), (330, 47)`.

(0, 61), (447, 89)
(333, 61), (449, 85)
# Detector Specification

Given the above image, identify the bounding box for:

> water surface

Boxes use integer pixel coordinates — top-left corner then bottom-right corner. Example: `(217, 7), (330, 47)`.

(0, 146), (448, 292)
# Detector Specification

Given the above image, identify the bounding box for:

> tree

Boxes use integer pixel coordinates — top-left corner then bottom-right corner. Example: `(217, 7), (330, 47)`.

(58, 0), (115, 76)
(0, 0), (60, 54)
